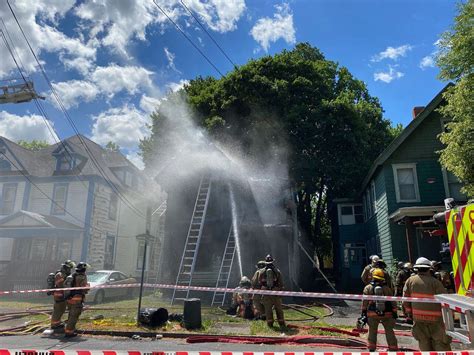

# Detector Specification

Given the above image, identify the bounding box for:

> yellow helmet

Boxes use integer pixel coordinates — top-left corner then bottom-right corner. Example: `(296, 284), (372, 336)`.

(372, 268), (385, 281)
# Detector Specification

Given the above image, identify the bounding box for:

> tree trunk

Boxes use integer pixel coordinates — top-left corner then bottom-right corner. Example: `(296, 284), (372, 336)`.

(313, 177), (325, 244)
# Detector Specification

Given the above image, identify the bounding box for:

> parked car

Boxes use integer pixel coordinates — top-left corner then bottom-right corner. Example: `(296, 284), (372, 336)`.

(87, 270), (137, 304)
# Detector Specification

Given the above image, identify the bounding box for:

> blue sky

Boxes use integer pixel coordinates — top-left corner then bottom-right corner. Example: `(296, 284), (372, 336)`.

(0, 0), (458, 168)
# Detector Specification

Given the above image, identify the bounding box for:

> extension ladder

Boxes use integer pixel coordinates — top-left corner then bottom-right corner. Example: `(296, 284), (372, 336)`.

(171, 175), (211, 304)
(211, 225), (236, 306)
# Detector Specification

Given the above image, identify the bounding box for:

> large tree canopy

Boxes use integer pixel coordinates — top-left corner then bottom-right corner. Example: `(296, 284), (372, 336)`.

(437, 0), (474, 197)
(141, 43), (394, 254)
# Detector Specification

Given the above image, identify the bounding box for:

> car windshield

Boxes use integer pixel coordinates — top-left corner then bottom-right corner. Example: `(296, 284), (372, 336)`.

(87, 272), (110, 283)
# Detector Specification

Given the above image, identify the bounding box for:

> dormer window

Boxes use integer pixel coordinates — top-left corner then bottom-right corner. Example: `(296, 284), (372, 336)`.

(57, 155), (73, 171)
(0, 158), (11, 171)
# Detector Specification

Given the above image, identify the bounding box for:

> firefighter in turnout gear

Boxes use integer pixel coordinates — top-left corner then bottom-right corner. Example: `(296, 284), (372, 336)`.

(49, 260), (76, 331)
(403, 257), (451, 351)
(395, 262), (412, 296)
(260, 255), (285, 328)
(230, 276), (255, 319)
(361, 255), (379, 285)
(251, 260), (267, 319)
(64, 262), (89, 338)
(362, 268), (398, 352)
(431, 260), (455, 293)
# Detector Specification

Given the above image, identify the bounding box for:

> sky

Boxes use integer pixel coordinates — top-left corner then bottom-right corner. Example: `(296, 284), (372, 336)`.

(0, 0), (459, 169)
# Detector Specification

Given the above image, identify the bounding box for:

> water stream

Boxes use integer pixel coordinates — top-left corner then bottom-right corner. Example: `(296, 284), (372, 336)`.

(228, 182), (243, 277)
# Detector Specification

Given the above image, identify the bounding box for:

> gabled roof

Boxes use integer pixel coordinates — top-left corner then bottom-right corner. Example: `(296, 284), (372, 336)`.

(0, 210), (82, 230)
(360, 83), (453, 191)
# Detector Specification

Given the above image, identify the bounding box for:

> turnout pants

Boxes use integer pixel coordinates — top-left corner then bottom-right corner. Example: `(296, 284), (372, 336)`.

(412, 321), (452, 351)
(65, 302), (83, 334)
(367, 317), (398, 351)
(253, 294), (265, 317)
(263, 295), (285, 327)
(50, 300), (66, 328)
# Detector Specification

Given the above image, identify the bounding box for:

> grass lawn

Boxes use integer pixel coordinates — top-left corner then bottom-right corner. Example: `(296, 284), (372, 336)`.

(0, 293), (348, 337)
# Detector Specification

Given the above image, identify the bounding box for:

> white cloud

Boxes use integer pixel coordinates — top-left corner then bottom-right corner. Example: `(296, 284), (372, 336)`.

(186, 0), (246, 33)
(374, 66), (404, 83)
(250, 3), (295, 52)
(90, 64), (154, 96)
(164, 47), (180, 73)
(140, 95), (161, 113)
(91, 105), (151, 149)
(371, 44), (413, 62)
(51, 80), (99, 109)
(0, 1), (96, 77)
(0, 111), (58, 143)
(166, 79), (189, 93)
(419, 55), (435, 70)
(126, 151), (144, 170)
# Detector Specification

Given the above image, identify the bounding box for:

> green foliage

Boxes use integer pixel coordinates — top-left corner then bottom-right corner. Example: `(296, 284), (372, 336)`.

(105, 141), (120, 152)
(437, 1), (474, 197)
(388, 123), (404, 140)
(17, 140), (49, 151)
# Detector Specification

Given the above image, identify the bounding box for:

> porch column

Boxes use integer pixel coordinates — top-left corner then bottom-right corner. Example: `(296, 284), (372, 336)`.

(405, 217), (415, 263)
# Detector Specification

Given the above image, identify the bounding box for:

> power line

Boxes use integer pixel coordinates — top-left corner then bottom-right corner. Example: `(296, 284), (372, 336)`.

(179, 0), (237, 69)
(152, 0), (224, 77)
(6, 0), (146, 220)
(0, 151), (110, 236)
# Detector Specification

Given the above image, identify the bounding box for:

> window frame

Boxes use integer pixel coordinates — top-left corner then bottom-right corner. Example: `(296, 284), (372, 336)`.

(108, 193), (119, 220)
(51, 183), (69, 215)
(392, 163), (420, 203)
(337, 203), (363, 225)
(0, 183), (17, 215)
(370, 181), (377, 214)
(104, 234), (116, 269)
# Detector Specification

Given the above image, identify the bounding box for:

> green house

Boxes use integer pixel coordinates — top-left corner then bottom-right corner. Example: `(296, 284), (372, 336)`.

(331, 84), (467, 292)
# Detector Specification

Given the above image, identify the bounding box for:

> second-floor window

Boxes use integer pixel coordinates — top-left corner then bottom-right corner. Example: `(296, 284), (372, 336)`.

(109, 193), (118, 220)
(339, 204), (364, 225)
(0, 183), (17, 215)
(393, 163), (420, 203)
(52, 184), (68, 215)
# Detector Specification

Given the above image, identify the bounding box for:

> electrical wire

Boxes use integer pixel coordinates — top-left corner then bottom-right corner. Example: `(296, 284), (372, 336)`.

(152, 0), (224, 77)
(0, 151), (110, 236)
(6, 0), (147, 220)
(179, 0), (237, 69)
(0, 22), (115, 216)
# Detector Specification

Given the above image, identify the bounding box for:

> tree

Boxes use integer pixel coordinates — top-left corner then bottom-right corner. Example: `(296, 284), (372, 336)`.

(389, 123), (404, 139)
(17, 140), (49, 151)
(105, 141), (120, 152)
(141, 43), (395, 259)
(436, 1), (474, 197)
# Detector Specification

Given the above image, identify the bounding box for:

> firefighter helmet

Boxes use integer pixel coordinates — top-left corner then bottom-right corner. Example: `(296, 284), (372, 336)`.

(265, 254), (274, 263)
(239, 276), (251, 287)
(256, 260), (266, 269)
(414, 257), (431, 269)
(374, 259), (387, 269)
(76, 262), (89, 272)
(372, 268), (385, 281)
(62, 260), (76, 270)
(403, 262), (413, 270)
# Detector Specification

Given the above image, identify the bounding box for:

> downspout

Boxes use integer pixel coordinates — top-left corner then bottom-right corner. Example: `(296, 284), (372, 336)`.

(81, 180), (95, 261)
(405, 217), (413, 263)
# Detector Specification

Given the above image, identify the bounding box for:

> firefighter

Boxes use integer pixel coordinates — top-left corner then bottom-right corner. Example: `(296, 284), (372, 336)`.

(64, 262), (89, 338)
(261, 255), (285, 328)
(50, 260), (76, 331)
(361, 255), (379, 285)
(431, 260), (455, 293)
(395, 262), (412, 296)
(373, 259), (393, 292)
(403, 257), (451, 351)
(251, 260), (266, 319)
(361, 268), (398, 352)
(230, 276), (255, 319)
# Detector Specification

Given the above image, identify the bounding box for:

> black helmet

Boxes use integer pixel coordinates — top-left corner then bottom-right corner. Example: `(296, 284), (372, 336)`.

(265, 254), (274, 263)
(76, 262), (89, 272)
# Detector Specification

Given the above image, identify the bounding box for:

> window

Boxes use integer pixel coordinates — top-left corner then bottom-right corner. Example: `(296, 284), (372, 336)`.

(392, 164), (420, 202)
(338, 204), (364, 225)
(57, 155), (73, 171)
(104, 234), (116, 269)
(444, 170), (467, 202)
(366, 189), (372, 217)
(30, 239), (48, 260)
(109, 193), (118, 220)
(370, 181), (377, 213)
(52, 184), (68, 215)
(56, 240), (72, 261)
(0, 158), (11, 171)
(136, 241), (149, 270)
(125, 171), (133, 187)
(0, 183), (17, 215)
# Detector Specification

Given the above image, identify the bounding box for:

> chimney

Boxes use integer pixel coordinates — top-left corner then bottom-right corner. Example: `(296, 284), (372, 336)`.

(412, 106), (425, 119)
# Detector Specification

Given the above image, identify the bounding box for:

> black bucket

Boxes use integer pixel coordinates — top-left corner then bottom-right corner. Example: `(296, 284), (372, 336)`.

(183, 298), (202, 329)
(138, 307), (169, 327)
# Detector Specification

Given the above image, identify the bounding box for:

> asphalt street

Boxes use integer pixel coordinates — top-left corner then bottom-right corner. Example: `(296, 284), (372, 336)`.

(0, 335), (365, 352)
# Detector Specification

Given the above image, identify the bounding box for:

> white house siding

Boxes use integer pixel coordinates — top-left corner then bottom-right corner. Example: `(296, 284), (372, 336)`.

(28, 183), (54, 214)
(60, 181), (89, 227)
(70, 233), (84, 261)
